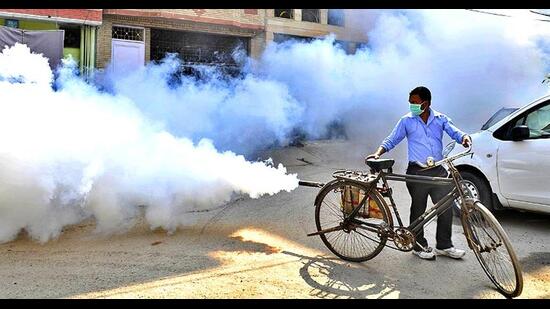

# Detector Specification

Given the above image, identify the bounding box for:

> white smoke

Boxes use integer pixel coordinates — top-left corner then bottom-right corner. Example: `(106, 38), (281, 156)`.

(101, 54), (304, 155)
(0, 43), (298, 243)
(1, 9), (550, 243)
(100, 9), (550, 158)
(255, 9), (550, 145)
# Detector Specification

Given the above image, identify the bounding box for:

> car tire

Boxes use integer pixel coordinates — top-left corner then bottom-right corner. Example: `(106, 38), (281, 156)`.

(453, 171), (494, 217)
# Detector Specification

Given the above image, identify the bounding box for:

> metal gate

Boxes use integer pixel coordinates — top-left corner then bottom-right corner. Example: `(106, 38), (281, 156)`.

(111, 39), (144, 75)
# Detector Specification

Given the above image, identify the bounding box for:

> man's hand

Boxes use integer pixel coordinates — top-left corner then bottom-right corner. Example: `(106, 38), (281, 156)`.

(462, 135), (472, 148)
(365, 146), (386, 164)
(365, 153), (380, 163)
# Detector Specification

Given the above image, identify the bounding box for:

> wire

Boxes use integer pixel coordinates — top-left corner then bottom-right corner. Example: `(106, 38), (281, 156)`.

(465, 9), (550, 22)
(529, 10), (550, 22)
(465, 9), (511, 17)
(529, 9), (550, 18)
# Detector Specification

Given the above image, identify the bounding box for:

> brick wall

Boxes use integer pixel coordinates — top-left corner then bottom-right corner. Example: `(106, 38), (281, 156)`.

(144, 28), (151, 64)
(103, 9), (264, 30)
(0, 9), (102, 23)
(96, 18), (112, 69)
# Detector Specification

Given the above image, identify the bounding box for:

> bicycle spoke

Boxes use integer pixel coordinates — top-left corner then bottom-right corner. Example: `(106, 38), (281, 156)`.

(316, 182), (389, 262)
(322, 199), (344, 219)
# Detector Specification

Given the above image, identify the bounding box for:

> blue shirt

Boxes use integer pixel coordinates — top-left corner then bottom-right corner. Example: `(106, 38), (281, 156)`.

(380, 108), (467, 163)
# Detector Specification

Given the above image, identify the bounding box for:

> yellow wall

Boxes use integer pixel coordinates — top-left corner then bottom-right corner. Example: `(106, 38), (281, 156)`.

(63, 47), (80, 63)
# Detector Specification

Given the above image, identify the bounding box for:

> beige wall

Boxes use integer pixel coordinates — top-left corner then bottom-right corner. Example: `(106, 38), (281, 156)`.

(265, 9), (368, 50)
(103, 9), (265, 28)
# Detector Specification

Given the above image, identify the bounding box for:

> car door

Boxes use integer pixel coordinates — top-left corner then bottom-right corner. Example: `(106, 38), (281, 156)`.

(497, 101), (550, 208)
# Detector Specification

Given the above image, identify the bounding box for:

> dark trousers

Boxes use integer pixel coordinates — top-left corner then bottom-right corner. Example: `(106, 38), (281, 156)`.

(406, 163), (453, 251)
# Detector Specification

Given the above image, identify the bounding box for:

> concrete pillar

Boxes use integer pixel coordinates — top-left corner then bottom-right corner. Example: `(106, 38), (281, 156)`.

(348, 42), (357, 55)
(250, 31), (266, 59)
(294, 9), (301, 22)
(320, 9), (328, 24)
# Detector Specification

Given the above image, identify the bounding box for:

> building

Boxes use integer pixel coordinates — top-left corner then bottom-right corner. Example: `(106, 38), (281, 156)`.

(266, 9), (368, 54)
(0, 9), (102, 74)
(1, 9), (369, 75)
(95, 9), (369, 75)
(96, 9), (266, 75)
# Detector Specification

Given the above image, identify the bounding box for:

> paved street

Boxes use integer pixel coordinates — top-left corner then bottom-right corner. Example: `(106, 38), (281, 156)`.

(0, 140), (548, 298)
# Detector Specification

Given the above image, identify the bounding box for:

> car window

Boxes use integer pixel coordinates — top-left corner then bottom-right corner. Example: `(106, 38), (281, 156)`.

(481, 108), (519, 130)
(513, 103), (550, 139)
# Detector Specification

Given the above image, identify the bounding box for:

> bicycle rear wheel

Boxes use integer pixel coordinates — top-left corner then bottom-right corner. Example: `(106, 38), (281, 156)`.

(314, 180), (392, 262)
(461, 201), (523, 298)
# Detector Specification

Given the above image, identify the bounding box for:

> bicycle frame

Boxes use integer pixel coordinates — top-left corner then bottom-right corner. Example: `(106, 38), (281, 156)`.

(381, 169), (459, 235)
(339, 144), (473, 247)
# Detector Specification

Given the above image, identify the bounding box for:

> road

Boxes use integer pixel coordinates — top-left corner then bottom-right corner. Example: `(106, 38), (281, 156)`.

(0, 140), (548, 298)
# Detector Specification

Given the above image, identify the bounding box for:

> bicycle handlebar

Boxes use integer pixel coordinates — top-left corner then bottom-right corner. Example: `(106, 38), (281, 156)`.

(415, 142), (473, 169)
(365, 142), (473, 171)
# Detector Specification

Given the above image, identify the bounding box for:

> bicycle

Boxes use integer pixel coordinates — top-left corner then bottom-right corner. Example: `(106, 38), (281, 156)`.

(298, 142), (523, 298)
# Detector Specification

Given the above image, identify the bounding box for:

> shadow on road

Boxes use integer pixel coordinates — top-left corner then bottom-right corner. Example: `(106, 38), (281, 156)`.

(493, 209), (550, 231)
(282, 250), (400, 299)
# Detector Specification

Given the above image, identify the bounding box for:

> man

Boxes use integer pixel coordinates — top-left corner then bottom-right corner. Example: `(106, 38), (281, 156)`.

(366, 86), (472, 260)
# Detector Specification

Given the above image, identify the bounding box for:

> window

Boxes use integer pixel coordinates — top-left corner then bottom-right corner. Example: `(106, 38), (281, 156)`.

(495, 101), (550, 140)
(302, 9), (320, 23)
(274, 9), (293, 19)
(328, 9), (345, 26)
(61, 26), (81, 48)
(512, 103), (550, 139)
(481, 107), (519, 130)
(112, 26), (144, 42)
(150, 28), (249, 77)
(5, 19), (19, 28)
(273, 33), (317, 44)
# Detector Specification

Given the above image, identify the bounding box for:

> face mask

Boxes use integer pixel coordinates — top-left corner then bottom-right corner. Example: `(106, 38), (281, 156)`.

(409, 102), (425, 115)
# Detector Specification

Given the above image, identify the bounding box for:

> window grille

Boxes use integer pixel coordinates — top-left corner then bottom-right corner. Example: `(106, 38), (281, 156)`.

(302, 9), (320, 23)
(150, 29), (248, 67)
(274, 9), (293, 19)
(112, 26), (144, 41)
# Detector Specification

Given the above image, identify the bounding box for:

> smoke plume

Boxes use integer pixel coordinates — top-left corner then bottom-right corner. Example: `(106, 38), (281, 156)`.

(103, 9), (550, 156)
(1, 9), (549, 243)
(0, 43), (297, 243)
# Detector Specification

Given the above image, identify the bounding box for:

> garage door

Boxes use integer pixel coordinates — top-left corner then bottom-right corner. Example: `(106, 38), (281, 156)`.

(150, 28), (249, 68)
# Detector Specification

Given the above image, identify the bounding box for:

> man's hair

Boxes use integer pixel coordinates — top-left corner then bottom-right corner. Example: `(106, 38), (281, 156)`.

(409, 86), (431, 102)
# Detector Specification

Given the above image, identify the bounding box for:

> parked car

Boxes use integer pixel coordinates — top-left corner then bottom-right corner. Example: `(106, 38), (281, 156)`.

(450, 94), (550, 215)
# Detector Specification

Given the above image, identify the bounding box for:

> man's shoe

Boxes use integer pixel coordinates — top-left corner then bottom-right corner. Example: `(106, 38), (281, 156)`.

(435, 247), (466, 259)
(412, 247), (436, 260)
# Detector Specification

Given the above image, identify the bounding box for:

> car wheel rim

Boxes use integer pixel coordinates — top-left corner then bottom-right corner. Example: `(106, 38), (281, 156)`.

(454, 180), (480, 210)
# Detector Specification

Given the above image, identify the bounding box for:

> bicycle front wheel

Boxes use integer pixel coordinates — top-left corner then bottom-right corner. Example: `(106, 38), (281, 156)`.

(461, 201), (523, 298)
(314, 180), (392, 262)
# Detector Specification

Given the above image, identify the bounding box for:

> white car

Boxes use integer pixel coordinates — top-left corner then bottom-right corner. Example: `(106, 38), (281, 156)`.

(450, 94), (550, 215)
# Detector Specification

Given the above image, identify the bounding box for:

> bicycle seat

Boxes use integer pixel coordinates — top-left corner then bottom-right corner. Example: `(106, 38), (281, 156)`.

(366, 159), (395, 172)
